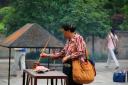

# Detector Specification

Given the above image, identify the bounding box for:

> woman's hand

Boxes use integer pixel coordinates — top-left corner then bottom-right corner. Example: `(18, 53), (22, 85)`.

(40, 53), (48, 58)
(62, 55), (71, 63)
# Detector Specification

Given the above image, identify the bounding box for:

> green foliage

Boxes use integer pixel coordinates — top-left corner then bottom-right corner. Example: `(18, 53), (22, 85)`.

(119, 19), (128, 30)
(120, 4), (128, 30)
(6, 0), (111, 39)
(0, 0), (9, 7)
(0, 23), (4, 33)
(0, 6), (15, 33)
(104, 0), (128, 30)
(68, 0), (110, 38)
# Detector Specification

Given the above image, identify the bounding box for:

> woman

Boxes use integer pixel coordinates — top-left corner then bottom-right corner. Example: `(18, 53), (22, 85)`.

(106, 29), (119, 69)
(40, 24), (87, 85)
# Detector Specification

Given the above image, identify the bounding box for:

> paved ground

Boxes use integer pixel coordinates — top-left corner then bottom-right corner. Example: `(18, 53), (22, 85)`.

(0, 59), (128, 85)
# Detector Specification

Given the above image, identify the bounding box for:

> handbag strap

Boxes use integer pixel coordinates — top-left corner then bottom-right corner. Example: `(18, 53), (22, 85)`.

(85, 48), (88, 61)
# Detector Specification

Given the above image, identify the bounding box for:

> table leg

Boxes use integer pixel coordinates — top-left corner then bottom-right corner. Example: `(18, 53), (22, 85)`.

(55, 79), (57, 85)
(26, 74), (31, 85)
(61, 79), (63, 85)
(28, 77), (31, 85)
(47, 79), (49, 85)
(51, 79), (53, 85)
(65, 78), (68, 85)
(31, 77), (33, 85)
(34, 78), (37, 85)
(22, 71), (25, 85)
(64, 79), (66, 85)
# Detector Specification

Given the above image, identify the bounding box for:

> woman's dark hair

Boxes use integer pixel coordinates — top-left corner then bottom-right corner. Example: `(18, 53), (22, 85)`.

(111, 29), (116, 36)
(61, 24), (76, 32)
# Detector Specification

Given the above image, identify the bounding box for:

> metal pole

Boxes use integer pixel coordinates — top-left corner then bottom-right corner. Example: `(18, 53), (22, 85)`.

(48, 48), (50, 68)
(92, 34), (95, 57)
(8, 48), (11, 85)
(91, 34), (95, 65)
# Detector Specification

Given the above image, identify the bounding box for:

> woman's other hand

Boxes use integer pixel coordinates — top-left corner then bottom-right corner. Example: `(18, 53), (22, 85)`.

(62, 56), (71, 63)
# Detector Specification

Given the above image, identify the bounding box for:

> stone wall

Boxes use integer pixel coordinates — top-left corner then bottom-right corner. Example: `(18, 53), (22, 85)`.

(116, 31), (128, 59)
(86, 31), (128, 61)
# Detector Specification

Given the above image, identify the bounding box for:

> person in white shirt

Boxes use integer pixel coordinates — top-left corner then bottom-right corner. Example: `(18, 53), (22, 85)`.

(106, 29), (119, 69)
(11, 48), (26, 76)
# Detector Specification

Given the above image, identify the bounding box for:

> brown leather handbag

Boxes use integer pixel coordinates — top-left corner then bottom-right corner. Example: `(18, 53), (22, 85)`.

(72, 49), (95, 84)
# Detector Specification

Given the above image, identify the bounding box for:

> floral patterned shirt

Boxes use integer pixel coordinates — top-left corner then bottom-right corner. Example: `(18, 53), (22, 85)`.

(55, 33), (86, 61)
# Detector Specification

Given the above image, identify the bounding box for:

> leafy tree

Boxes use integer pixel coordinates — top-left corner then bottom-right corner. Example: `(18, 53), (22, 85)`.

(66, 0), (110, 38)
(0, 0), (9, 7)
(6, 0), (110, 39)
(120, 2), (128, 30)
(104, 0), (128, 30)
(0, 6), (15, 33)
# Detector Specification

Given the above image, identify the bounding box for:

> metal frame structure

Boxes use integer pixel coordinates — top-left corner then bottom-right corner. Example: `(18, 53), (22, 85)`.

(0, 23), (63, 85)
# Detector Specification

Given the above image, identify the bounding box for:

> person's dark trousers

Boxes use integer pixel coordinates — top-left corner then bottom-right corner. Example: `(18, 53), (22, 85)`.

(63, 60), (82, 85)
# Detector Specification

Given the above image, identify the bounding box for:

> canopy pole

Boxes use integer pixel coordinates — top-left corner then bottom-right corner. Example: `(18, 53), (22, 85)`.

(8, 48), (11, 85)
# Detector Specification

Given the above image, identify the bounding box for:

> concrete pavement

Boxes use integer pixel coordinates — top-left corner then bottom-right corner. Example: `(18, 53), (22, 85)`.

(0, 59), (128, 85)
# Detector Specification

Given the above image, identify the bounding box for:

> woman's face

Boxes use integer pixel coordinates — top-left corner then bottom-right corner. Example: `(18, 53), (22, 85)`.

(63, 30), (70, 39)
